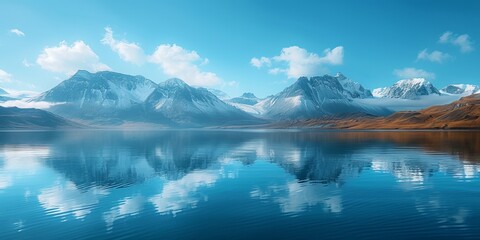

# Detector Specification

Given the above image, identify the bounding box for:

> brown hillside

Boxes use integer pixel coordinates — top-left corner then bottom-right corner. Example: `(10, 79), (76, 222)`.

(292, 94), (480, 129)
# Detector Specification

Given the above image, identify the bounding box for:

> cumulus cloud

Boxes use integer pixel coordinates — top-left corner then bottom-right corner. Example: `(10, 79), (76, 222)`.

(439, 31), (474, 53)
(36, 41), (111, 76)
(393, 67), (435, 80)
(0, 69), (12, 83)
(10, 28), (25, 36)
(149, 44), (221, 86)
(101, 27), (146, 65)
(99, 27), (226, 87)
(416, 49), (450, 63)
(251, 46), (344, 79)
(250, 57), (271, 68)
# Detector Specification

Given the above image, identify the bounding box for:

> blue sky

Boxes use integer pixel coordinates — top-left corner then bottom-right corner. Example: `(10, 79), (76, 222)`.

(0, 0), (479, 97)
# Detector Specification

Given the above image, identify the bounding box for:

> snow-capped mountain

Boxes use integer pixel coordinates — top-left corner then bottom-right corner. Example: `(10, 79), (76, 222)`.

(34, 70), (157, 108)
(440, 84), (480, 95)
(258, 75), (391, 120)
(373, 78), (440, 99)
(31, 70), (158, 120)
(144, 78), (261, 126)
(335, 73), (373, 98)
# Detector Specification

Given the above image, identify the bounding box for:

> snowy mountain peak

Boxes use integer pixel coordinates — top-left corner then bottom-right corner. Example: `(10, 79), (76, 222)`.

(145, 78), (258, 126)
(373, 78), (440, 99)
(440, 84), (480, 95)
(258, 76), (390, 119)
(396, 78), (428, 86)
(162, 78), (189, 88)
(334, 73), (373, 99)
(72, 69), (94, 79)
(32, 70), (158, 111)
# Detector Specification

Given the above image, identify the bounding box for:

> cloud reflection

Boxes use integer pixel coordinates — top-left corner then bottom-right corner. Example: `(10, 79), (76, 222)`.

(149, 170), (219, 216)
(38, 181), (109, 219)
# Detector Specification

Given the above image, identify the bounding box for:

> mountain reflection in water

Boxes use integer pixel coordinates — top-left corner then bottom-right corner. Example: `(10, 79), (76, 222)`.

(0, 130), (479, 239)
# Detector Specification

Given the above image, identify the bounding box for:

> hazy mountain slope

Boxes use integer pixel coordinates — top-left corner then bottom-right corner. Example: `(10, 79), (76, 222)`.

(0, 106), (83, 129)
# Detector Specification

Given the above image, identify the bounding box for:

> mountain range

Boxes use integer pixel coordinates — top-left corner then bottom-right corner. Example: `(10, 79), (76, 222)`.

(1, 70), (479, 129)
(288, 93), (480, 129)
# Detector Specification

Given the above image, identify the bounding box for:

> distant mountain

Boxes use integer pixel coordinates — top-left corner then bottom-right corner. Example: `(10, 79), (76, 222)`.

(440, 84), (480, 95)
(292, 94), (480, 129)
(0, 88), (14, 101)
(226, 93), (263, 116)
(229, 92), (261, 105)
(0, 106), (82, 129)
(335, 73), (373, 98)
(258, 75), (391, 120)
(0, 96), (15, 102)
(207, 88), (230, 100)
(32, 70), (157, 119)
(144, 78), (262, 126)
(373, 78), (440, 99)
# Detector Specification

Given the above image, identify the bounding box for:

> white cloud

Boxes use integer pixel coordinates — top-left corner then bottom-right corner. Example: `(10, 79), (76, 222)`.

(439, 32), (452, 43)
(2, 89), (39, 99)
(0, 100), (59, 109)
(439, 31), (474, 53)
(149, 44), (221, 86)
(10, 29), (25, 37)
(225, 80), (239, 87)
(393, 67), (435, 80)
(0, 69), (12, 83)
(250, 57), (271, 68)
(36, 41), (111, 76)
(251, 46), (344, 79)
(101, 27), (146, 65)
(321, 46), (344, 65)
(416, 49), (450, 63)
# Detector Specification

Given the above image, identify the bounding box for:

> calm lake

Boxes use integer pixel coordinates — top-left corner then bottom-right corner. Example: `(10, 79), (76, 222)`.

(0, 130), (479, 239)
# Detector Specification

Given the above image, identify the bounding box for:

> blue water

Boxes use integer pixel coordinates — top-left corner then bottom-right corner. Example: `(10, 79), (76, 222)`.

(0, 130), (479, 239)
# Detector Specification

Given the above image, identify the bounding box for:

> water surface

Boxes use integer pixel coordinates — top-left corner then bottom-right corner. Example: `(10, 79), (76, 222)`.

(0, 130), (479, 239)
